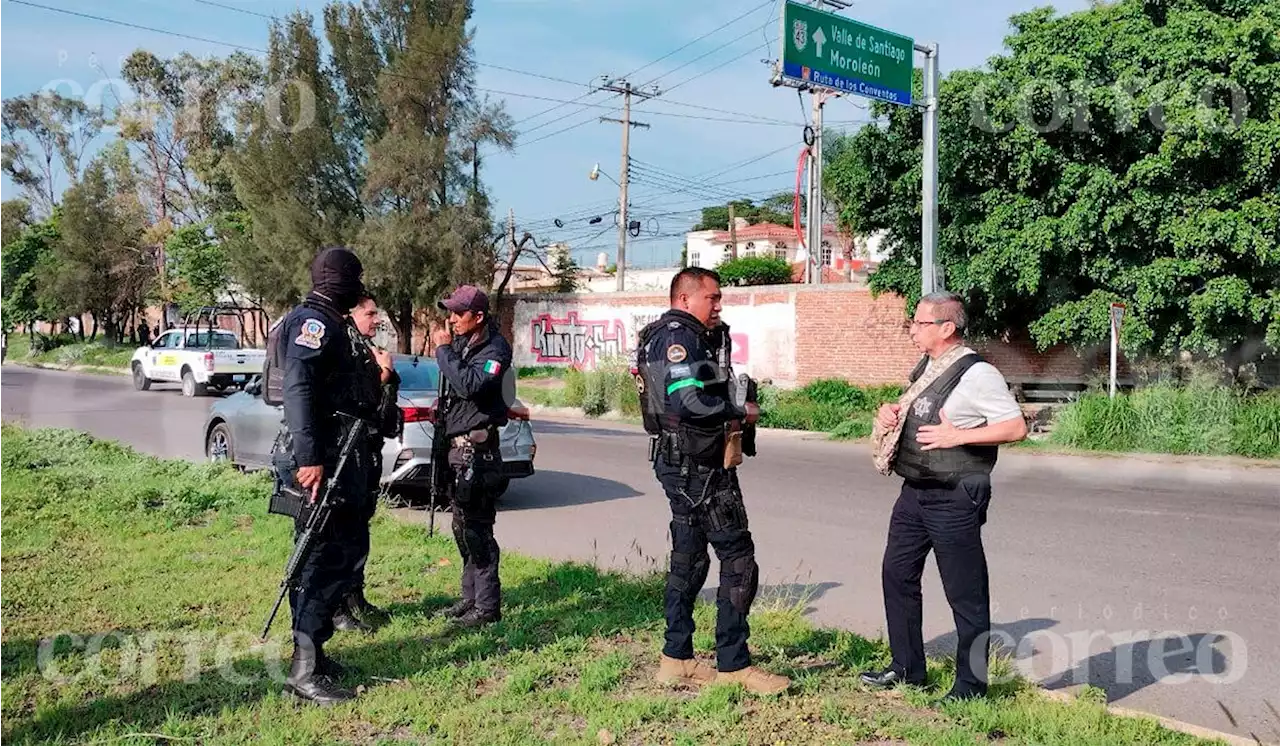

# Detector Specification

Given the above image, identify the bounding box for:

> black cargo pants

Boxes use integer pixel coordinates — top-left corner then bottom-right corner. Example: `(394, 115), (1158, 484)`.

(654, 455), (758, 673)
(278, 440), (372, 656)
(447, 433), (503, 614)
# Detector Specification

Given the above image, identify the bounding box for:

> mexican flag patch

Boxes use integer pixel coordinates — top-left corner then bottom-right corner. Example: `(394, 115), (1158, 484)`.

(484, 360), (502, 375)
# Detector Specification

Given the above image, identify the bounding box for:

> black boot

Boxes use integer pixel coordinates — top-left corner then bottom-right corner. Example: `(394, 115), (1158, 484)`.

(318, 651), (347, 679)
(333, 606), (374, 633)
(348, 588), (390, 626)
(285, 647), (356, 705)
(440, 598), (475, 619)
(454, 606), (500, 628)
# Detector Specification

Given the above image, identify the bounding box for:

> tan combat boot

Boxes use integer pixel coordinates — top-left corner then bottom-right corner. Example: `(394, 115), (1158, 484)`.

(715, 666), (791, 695)
(655, 655), (718, 687)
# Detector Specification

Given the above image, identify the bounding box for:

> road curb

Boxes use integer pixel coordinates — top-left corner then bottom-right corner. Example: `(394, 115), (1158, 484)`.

(4, 360), (128, 376)
(1037, 689), (1269, 746)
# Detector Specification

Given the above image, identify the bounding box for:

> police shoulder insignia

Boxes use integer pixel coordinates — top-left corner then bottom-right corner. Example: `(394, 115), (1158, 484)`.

(666, 344), (687, 363)
(295, 318), (326, 350)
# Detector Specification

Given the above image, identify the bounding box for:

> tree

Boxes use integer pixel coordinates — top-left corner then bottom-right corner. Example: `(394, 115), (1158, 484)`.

(225, 10), (363, 311)
(166, 222), (231, 313)
(692, 192), (797, 231)
(325, 0), (514, 351)
(1, 210), (58, 336)
(41, 158), (154, 342)
(117, 50), (264, 227)
(1, 91), (103, 215)
(2, 199), (34, 245)
(715, 256), (794, 287)
(824, 0), (1280, 372)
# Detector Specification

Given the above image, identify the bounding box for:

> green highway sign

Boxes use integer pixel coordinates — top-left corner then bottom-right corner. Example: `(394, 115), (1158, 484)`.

(778, 0), (914, 106)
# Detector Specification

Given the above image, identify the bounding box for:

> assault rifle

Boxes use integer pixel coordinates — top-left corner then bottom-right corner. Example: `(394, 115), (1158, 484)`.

(260, 414), (368, 640)
(426, 375), (452, 537)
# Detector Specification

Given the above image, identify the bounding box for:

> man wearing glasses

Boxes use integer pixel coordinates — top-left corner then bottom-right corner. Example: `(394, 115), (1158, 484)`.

(863, 291), (1028, 702)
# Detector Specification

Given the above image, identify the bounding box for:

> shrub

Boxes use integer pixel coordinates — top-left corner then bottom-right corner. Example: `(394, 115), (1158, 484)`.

(563, 367), (587, 408)
(715, 256), (793, 286)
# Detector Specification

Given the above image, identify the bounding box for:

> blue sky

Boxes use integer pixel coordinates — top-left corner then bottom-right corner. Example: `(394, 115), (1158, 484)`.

(2, 0), (1088, 268)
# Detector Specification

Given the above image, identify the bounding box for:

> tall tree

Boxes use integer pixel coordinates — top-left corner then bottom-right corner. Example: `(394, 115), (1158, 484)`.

(42, 157), (154, 342)
(325, 0), (514, 351)
(1, 91), (103, 215)
(225, 10), (363, 311)
(118, 50), (264, 228)
(825, 0), (1280, 372)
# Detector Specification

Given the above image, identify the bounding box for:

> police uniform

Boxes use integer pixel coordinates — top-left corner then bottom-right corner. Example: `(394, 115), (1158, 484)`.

(866, 344), (1022, 699)
(272, 248), (380, 704)
(635, 309), (764, 677)
(332, 322), (402, 631)
(433, 288), (514, 628)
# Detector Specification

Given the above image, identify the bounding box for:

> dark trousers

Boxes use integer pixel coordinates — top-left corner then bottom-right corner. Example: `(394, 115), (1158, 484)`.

(881, 475), (992, 694)
(348, 445), (383, 596)
(289, 506), (370, 654)
(448, 441), (502, 613)
(655, 457), (758, 672)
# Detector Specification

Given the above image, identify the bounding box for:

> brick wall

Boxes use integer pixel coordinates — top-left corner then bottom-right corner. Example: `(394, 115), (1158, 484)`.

(477, 284), (1125, 387)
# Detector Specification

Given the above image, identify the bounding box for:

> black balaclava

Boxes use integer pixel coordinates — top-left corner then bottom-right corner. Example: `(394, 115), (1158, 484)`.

(310, 246), (365, 311)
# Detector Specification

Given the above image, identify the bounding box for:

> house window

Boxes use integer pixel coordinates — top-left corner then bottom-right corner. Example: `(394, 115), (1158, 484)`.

(774, 241), (788, 260)
(744, 241), (756, 258)
(820, 241), (833, 266)
(689, 251), (701, 267)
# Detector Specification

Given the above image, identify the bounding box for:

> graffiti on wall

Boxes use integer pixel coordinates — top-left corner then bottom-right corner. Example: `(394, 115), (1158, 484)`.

(529, 312), (627, 366)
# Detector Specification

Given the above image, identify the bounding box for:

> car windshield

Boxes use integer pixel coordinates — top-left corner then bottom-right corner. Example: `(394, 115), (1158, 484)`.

(394, 356), (440, 392)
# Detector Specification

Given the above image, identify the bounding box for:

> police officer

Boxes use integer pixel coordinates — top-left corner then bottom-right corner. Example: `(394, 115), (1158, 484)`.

(275, 246), (382, 704)
(332, 293), (402, 633)
(862, 291), (1028, 702)
(429, 284), (514, 628)
(634, 267), (790, 696)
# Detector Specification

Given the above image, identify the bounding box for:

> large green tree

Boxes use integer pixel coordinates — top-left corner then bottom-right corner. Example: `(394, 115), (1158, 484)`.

(692, 192), (798, 232)
(825, 0), (1280, 372)
(1, 207), (58, 336)
(225, 10), (364, 311)
(324, 0), (513, 351)
(1, 91), (103, 215)
(41, 157), (154, 342)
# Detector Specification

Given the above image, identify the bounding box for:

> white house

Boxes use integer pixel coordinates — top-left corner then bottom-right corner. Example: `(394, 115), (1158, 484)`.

(684, 218), (887, 274)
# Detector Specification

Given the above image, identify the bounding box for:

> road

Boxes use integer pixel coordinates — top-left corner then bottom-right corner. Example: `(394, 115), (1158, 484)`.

(4, 364), (1278, 743)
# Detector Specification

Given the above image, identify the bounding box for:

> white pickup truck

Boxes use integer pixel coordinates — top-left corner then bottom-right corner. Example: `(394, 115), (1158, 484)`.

(131, 327), (267, 397)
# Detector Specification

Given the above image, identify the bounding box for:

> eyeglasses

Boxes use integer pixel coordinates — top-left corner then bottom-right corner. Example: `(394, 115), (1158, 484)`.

(909, 319), (950, 327)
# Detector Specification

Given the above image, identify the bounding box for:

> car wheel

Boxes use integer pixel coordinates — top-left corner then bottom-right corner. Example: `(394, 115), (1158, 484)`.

(181, 369), (207, 398)
(206, 422), (234, 464)
(132, 362), (152, 391)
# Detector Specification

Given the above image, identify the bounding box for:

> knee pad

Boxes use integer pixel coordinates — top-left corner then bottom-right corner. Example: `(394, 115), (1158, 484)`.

(722, 554), (759, 615)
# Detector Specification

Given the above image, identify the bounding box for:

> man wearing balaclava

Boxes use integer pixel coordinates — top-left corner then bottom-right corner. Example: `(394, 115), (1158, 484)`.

(273, 246), (383, 705)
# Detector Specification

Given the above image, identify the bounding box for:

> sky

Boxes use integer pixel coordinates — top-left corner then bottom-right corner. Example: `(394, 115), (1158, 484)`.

(1, 0), (1090, 269)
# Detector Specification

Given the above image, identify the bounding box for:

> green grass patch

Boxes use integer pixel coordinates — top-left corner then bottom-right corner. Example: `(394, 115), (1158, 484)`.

(1050, 384), (1280, 458)
(0, 423), (1225, 745)
(5, 333), (135, 370)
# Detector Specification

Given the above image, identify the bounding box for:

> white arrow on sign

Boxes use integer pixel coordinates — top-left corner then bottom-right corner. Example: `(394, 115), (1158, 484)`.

(812, 26), (827, 57)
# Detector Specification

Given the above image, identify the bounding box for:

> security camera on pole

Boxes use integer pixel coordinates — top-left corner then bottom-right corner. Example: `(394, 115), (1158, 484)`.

(771, 0), (939, 295)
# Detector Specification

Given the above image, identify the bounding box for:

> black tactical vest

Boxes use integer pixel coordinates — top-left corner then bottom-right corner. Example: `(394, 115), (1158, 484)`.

(893, 353), (999, 485)
(634, 318), (675, 435)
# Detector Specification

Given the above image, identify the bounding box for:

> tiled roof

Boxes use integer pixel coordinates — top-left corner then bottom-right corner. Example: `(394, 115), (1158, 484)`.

(707, 222), (850, 245)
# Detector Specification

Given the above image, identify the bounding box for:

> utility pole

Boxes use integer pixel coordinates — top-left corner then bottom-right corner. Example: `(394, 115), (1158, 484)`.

(598, 77), (659, 292)
(918, 41), (940, 295)
(728, 203), (738, 260)
(805, 91), (830, 284)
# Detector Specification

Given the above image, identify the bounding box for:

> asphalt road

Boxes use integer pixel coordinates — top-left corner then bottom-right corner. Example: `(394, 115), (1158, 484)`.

(4, 365), (1278, 743)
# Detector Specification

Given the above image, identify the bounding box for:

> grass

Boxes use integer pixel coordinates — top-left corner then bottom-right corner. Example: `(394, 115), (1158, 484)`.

(4, 333), (135, 372)
(0, 423), (1229, 745)
(1050, 384), (1280, 459)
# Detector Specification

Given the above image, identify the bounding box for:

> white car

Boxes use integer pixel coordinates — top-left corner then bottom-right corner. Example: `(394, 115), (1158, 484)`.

(202, 353), (537, 501)
(132, 327), (267, 397)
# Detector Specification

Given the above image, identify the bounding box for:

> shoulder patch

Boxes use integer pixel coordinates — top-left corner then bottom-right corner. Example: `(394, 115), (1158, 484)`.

(483, 359), (503, 376)
(666, 344), (687, 363)
(669, 363), (692, 378)
(295, 318), (326, 350)
(668, 321), (682, 329)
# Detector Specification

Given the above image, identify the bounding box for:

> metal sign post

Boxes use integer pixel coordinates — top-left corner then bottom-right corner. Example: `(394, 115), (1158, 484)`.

(1110, 302), (1126, 398)
(773, 0), (937, 294)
